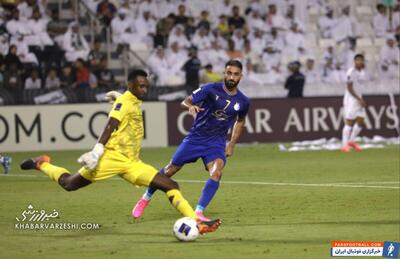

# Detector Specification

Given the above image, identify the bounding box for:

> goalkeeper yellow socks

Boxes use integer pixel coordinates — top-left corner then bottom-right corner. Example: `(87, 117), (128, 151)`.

(166, 189), (197, 219)
(39, 163), (70, 182)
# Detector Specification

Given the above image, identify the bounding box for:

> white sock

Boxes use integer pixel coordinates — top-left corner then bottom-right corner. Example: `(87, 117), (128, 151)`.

(142, 193), (152, 201)
(350, 124), (362, 142)
(195, 206), (204, 212)
(342, 125), (352, 146)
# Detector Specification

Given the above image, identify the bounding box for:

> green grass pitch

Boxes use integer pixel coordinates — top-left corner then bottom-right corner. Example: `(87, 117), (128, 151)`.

(0, 144), (399, 259)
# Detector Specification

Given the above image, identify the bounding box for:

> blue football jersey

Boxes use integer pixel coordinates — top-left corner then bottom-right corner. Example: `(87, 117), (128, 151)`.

(186, 82), (250, 144)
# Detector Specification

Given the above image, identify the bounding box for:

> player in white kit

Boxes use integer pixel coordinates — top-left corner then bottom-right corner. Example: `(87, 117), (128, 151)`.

(341, 54), (367, 152)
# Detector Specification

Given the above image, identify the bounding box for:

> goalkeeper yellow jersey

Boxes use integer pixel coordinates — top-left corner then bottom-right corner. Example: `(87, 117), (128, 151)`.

(106, 91), (144, 161)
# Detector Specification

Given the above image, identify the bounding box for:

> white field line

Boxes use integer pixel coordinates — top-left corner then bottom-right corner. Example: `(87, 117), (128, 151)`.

(1, 174), (399, 189)
(177, 180), (400, 189)
(333, 181), (400, 185)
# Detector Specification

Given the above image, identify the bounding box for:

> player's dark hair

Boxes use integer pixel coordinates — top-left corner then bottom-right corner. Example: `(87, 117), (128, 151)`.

(225, 60), (243, 71)
(354, 54), (364, 60)
(128, 69), (148, 82)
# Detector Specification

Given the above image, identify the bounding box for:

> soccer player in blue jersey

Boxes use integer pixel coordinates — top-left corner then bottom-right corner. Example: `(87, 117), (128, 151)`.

(132, 60), (250, 221)
(0, 154), (12, 174)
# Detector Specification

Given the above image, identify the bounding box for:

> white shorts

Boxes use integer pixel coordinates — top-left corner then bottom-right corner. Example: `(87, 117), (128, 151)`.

(343, 104), (366, 120)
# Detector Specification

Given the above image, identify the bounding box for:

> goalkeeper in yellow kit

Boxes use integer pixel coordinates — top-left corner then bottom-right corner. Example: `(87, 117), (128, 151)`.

(20, 69), (221, 234)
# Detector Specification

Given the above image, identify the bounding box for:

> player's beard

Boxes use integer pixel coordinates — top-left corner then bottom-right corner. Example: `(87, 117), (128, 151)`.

(224, 79), (238, 90)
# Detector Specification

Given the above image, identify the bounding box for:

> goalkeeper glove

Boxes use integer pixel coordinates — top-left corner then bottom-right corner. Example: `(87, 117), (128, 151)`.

(77, 143), (104, 170)
(105, 91), (122, 104)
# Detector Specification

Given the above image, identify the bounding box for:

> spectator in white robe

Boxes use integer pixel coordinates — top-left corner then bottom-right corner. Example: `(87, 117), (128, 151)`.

(303, 57), (320, 83)
(25, 9), (53, 49)
(110, 9), (136, 45)
(11, 34), (39, 64)
(62, 22), (90, 62)
(231, 28), (245, 50)
(265, 4), (286, 32)
(211, 0), (234, 20)
(17, 0), (37, 21)
(266, 27), (285, 53)
(249, 29), (267, 56)
(306, 0), (328, 13)
(294, 0), (309, 24)
(373, 4), (391, 37)
(137, 0), (159, 18)
(284, 22), (307, 60)
(270, 0), (293, 19)
(392, 4), (400, 32)
(167, 25), (191, 49)
(379, 36), (400, 79)
(210, 29), (228, 49)
(191, 27), (212, 52)
(284, 5), (305, 33)
(6, 9), (30, 41)
(242, 39), (261, 68)
(166, 41), (187, 77)
(202, 41), (229, 73)
(242, 62), (270, 86)
(261, 44), (284, 84)
(148, 46), (184, 86)
(321, 57), (345, 83)
(45, 67), (61, 90)
(333, 6), (359, 44)
(134, 10), (156, 48)
(24, 69), (42, 89)
(246, 0), (266, 16)
(318, 6), (337, 38)
(247, 9), (265, 33)
(157, 0), (177, 18)
(322, 45), (339, 67)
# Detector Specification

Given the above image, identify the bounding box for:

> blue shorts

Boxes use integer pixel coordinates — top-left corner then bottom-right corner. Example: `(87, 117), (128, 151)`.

(171, 139), (226, 168)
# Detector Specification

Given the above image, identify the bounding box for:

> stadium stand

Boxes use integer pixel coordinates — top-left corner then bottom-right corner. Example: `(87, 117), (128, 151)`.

(0, 0), (398, 104)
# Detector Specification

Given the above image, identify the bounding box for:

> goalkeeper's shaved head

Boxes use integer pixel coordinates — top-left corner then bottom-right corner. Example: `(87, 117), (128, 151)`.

(128, 69), (148, 82)
(127, 69), (149, 100)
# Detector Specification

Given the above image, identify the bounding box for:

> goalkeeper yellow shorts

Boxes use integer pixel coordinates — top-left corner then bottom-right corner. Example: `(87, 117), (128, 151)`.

(78, 149), (158, 186)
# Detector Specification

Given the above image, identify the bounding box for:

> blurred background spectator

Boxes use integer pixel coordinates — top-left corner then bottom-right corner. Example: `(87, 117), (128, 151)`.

(284, 61), (305, 98)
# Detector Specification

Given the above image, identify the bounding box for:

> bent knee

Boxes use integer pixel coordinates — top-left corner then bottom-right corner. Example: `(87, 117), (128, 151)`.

(210, 170), (223, 181)
(169, 179), (179, 190)
(165, 164), (180, 177)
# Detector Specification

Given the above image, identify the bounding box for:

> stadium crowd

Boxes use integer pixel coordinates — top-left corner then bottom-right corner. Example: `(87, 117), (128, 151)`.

(0, 0), (399, 104)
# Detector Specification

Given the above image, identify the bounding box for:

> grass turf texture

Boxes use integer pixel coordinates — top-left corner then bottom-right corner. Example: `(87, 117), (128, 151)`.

(0, 144), (399, 259)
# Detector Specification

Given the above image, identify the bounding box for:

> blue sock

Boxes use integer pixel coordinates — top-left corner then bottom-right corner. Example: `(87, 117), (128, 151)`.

(196, 179), (220, 212)
(143, 168), (165, 200)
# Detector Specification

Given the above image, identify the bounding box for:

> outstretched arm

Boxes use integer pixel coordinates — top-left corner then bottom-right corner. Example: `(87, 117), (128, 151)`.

(97, 117), (119, 145)
(105, 91), (122, 103)
(181, 96), (204, 117)
(225, 117), (245, 157)
(78, 117), (120, 170)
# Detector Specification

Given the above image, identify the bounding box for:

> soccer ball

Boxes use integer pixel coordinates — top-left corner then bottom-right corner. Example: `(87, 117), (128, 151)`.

(173, 217), (199, 242)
